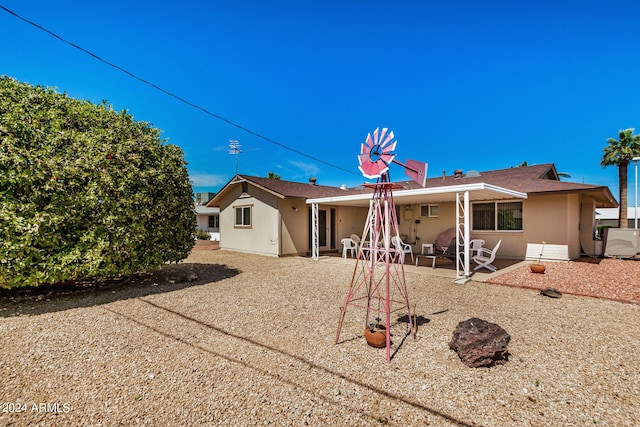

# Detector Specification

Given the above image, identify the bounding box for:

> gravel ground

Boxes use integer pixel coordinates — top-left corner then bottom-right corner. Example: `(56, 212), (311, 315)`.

(1, 250), (639, 426)
(489, 258), (640, 305)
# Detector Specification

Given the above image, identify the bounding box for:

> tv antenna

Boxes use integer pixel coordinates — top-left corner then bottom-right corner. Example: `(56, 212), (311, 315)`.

(228, 140), (242, 174)
(336, 127), (428, 363)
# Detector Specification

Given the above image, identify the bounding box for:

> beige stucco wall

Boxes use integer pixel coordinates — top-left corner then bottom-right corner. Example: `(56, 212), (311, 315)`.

(219, 185), (281, 257)
(220, 188), (369, 257)
(390, 195), (591, 259)
(515, 194), (577, 258)
(401, 202), (457, 252)
(465, 194), (584, 259)
(279, 198), (307, 256)
(336, 206), (369, 242)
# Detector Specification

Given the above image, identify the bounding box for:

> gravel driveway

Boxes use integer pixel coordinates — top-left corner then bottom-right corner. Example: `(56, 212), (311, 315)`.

(1, 250), (639, 426)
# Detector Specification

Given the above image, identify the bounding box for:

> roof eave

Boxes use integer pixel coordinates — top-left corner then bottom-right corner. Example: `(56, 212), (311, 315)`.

(307, 182), (527, 205)
(528, 187), (619, 208)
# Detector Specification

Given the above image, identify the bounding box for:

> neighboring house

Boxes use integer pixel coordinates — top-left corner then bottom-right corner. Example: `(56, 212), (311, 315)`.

(208, 164), (617, 260)
(596, 207), (639, 228)
(195, 192), (220, 241)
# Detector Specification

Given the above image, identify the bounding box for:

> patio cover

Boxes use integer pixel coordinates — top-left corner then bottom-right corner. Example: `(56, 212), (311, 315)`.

(306, 182), (528, 283)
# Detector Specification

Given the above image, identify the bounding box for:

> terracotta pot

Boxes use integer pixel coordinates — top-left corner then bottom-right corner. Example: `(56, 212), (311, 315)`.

(530, 263), (546, 274)
(364, 324), (387, 348)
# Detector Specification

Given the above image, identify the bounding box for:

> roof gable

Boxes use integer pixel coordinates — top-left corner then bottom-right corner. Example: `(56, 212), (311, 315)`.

(207, 174), (369, 207)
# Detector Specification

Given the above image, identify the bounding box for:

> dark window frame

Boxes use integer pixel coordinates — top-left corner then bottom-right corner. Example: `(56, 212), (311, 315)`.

(472, 201), (523, 231)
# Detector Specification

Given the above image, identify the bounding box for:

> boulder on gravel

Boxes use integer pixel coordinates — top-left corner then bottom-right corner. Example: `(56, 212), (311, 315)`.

(449, 318), (510, 368)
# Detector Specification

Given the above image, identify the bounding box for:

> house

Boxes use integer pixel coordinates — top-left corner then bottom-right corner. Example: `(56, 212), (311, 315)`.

(206, 176), (369, 256)
(194, 192), (220, 241)
(207, 164), (617, 263)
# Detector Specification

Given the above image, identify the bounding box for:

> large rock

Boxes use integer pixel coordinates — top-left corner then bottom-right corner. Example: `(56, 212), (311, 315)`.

(449, 318), (510, 368)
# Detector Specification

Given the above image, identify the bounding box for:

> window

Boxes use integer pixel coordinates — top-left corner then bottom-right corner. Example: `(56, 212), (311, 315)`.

(473, 203), (495, 230)
(420, 204), (439, 217)
(497, 202), (523, 230)
(234, 205), (251, 227)
(208, 215), (219, 229)
(473, 201), (522, 231)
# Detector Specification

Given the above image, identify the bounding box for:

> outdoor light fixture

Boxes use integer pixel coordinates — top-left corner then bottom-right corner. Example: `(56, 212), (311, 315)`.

(634, 156), (640, 230)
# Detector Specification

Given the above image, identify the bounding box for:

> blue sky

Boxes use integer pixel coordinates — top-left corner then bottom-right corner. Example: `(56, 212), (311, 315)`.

(3, 1), (640, 203)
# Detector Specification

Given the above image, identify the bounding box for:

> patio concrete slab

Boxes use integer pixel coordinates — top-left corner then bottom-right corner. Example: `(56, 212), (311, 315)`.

(317, 254), (528, 283)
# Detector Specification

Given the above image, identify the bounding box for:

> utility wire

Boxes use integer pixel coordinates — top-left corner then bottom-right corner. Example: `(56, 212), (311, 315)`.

(0, 5), (360, 177)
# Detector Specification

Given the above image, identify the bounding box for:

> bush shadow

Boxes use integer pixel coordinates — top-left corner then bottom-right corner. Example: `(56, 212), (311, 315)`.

(0, 263), (240, 317)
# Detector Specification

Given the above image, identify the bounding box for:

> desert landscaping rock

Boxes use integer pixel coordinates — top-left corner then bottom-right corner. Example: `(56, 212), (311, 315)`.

(1, 250), (639, 426)
(449, 318), (510, 368)
(540, 287), (562, 298)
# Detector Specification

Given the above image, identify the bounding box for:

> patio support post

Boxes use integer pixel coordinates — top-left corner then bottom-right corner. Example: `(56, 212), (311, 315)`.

(455, 193), (460, 278)
(454, 191), (471, 284)
(634, 157), (640, 230)
(464, 190), (470, 278)
(312, 202), (319, 260)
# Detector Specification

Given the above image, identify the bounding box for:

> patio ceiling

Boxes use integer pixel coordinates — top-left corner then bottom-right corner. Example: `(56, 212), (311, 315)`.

(306, 182), (528, 207)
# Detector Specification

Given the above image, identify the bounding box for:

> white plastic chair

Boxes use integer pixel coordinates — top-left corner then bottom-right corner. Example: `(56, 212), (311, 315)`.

(350, 234), (361, 251)
(471, 240), (502, 272)
(341, 238), (357, 259)
(391, 235), (414, 264)
(470, 239), (485, 257)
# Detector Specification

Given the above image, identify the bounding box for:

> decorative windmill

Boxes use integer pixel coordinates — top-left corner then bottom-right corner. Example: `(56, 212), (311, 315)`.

(335, 127), (428, 363)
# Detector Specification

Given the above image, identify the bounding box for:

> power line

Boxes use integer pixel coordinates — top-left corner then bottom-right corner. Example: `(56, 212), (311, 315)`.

(0, 5), (360, 177)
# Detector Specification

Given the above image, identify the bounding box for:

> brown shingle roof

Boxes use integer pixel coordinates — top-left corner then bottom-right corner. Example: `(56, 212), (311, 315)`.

(395, 163), (617, 207)
(208, 164), (617, 208)
(403, 163), (607, 194)
(206, 175), (371, 207)
(241, 175), (369, 199)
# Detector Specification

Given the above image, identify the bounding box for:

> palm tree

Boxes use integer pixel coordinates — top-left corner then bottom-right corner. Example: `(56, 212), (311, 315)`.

(601, 128), (640, 228)
(266, 171), (281, 179)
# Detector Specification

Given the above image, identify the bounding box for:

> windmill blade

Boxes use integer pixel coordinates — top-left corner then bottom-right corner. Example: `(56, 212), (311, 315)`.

(372, 128), (380, 144)
(365, 132), (374, 147)
(378, 127), (388, 145)
(380, 130), (394, 148)
(359, 158), (388, 179)
(404, 158), (428, 187)
(381, 141), (397, 154)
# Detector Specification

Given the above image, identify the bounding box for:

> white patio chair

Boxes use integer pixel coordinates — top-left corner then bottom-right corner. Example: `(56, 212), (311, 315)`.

(341, 238), (357, 259)
(470, 239), (485, 257)
(391, 235), (414, 264)
(471, 240), (502, 272)
(350, 234), (361, 251)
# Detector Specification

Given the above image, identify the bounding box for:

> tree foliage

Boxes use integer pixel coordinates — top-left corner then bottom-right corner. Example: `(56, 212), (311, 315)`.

(0, 76), (196, 288)
(601, 128), (640, 228)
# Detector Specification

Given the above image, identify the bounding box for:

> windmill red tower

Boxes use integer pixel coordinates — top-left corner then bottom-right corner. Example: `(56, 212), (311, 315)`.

(335, 128), (427, 363)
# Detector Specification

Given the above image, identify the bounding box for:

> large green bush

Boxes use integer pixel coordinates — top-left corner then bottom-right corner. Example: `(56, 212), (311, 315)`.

(0, 76), (196, 288)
